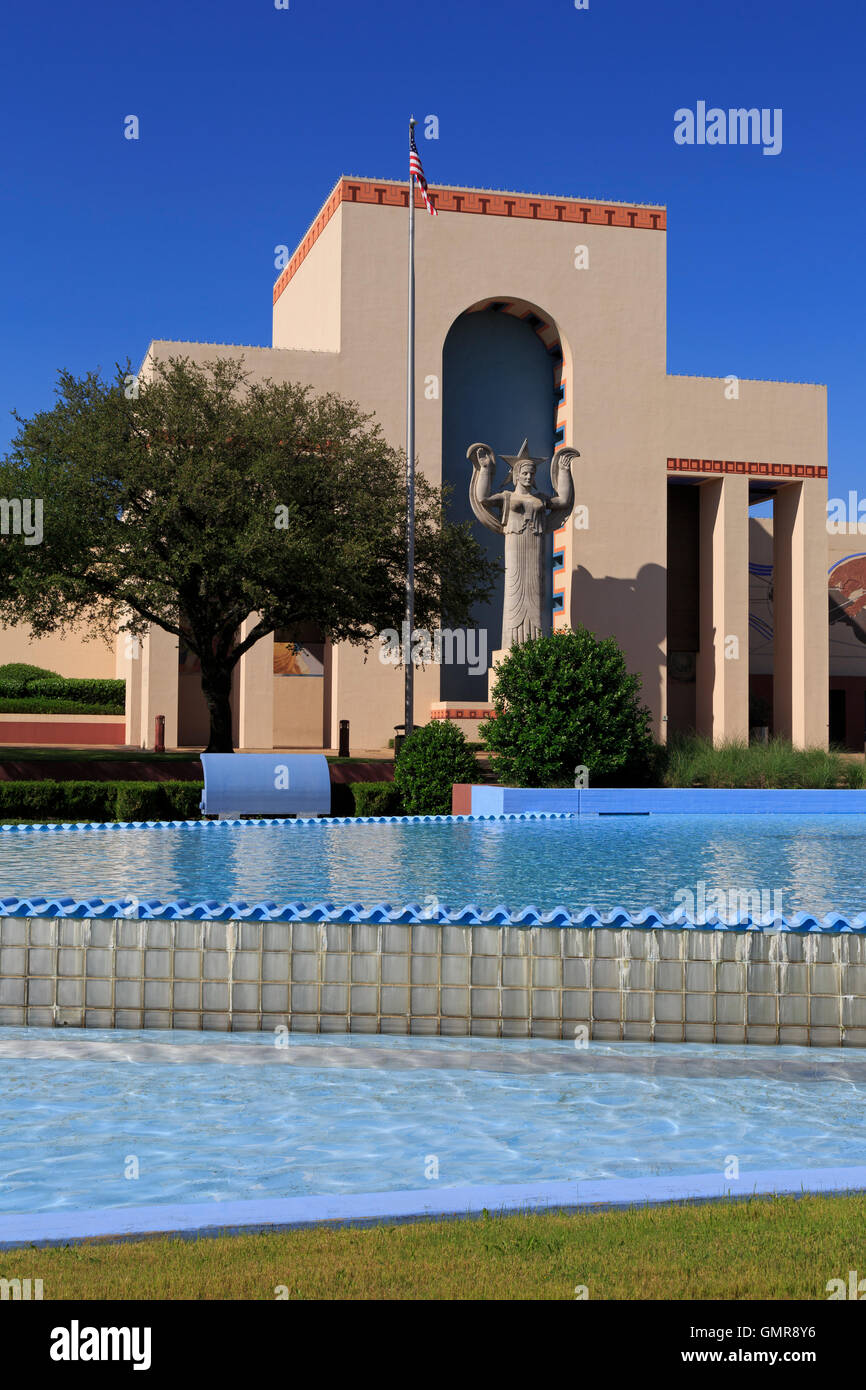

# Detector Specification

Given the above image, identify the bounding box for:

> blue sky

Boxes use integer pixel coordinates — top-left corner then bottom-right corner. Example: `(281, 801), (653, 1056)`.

(1, 0), (864, 494)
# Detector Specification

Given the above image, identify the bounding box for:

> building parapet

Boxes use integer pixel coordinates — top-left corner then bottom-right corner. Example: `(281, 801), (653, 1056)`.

(273, 175), (667, 305)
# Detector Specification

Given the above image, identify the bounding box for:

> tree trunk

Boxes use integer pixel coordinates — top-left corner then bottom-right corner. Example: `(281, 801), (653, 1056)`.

(200, 663), (234, 752)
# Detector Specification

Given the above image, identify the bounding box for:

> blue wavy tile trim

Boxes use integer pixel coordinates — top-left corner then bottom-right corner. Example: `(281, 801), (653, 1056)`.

(0, 812), (573, 834)
(0, 891), (864, 930)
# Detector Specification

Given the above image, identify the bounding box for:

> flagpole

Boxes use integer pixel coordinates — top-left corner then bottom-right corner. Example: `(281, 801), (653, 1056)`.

(404, 115), (416, 741)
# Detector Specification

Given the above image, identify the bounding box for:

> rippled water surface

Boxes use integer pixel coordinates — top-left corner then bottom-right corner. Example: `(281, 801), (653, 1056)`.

(1, 814), (865, 917)
(1, 1030), (865, 1214)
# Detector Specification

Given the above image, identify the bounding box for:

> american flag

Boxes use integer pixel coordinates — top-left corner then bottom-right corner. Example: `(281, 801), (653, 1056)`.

(409, 126), (437, 216)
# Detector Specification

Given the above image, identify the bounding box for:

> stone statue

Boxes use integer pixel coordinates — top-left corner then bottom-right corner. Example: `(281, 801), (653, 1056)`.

(467, 438), (579, 648)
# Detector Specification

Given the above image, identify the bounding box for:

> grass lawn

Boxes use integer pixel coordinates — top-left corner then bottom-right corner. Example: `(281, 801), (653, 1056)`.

(0, 747), (196, 763)
(0, 748), (393, 765)
(6, 1194), (866, 1300)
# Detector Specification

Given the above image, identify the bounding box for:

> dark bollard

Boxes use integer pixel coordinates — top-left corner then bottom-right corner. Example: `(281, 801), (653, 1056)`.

(154, 714), (165, 753)
(393, 723), (413, 761)
(338, 719), (350, 758)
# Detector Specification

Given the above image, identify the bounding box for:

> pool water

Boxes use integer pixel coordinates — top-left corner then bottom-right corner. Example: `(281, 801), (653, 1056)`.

(1, 814), (866, 919)
(1, 1029), (865, 1215)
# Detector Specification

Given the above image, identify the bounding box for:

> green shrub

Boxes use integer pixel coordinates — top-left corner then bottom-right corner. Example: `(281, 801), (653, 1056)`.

(393, 721), (478, 815)
(57, 781), (114, 820)
(29, 678), (125, 708)
(0, 663), (59, 685)
(0, 779), (60, 820)
(841, 759), (866, 790)
(0, 780), (203, 823)
(480, 627), (654, 788)
(0, 698), (123, 715)
(0, 676), (125, 710)
(663, 735), (858, 789)
(112, 783), (165, 821)
(0, 780), (112, 822)
(351, 781), (405, 817)
(113, 782), (202, 820)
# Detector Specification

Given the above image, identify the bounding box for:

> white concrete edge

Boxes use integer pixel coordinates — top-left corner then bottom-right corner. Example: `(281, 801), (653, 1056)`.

(3, 1166), (866, 1250)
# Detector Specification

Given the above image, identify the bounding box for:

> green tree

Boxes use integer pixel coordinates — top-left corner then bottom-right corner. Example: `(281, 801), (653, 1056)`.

(393, 720), (479, 815)
(0, 356), (497, 751)
(480, 627), (655, 787)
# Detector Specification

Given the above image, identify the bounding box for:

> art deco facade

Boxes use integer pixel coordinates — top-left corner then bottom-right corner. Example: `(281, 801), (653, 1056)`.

(6, 176), (863, 750)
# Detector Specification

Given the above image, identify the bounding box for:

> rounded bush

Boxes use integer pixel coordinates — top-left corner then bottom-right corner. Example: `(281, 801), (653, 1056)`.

(480, 627), (655, 788)
(0, 663), (59, 685)
(393, 720), (479, 815)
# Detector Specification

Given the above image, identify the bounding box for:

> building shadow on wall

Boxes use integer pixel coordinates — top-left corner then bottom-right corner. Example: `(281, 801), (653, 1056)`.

(569, 564), (667, 715)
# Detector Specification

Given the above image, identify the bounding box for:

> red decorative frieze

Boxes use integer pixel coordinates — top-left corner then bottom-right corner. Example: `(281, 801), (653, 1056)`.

(274, 178), (666, 304)
(429, 707), (495, 720)
(667, 458), (827, 480)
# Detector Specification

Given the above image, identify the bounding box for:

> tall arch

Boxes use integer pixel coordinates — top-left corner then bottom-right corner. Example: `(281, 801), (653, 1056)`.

(441, 298), (568, 702)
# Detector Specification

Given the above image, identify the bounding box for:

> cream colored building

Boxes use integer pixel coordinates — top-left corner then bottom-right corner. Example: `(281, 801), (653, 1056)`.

(6, 176), (858, 750)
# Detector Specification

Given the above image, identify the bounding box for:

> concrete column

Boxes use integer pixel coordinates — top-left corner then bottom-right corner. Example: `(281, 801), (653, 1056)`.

(322, 639), (333, 748)
(695, 475), (749, 744)
(138, 624), (179, 749)
(773, 482), (829, 747)
(328, 643), (341, 751)
(121, 631), (142, 748)
(237, 618), (274, 750)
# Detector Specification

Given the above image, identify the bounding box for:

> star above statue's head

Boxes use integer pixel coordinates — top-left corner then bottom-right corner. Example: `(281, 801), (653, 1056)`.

(500, 439), (547, 483)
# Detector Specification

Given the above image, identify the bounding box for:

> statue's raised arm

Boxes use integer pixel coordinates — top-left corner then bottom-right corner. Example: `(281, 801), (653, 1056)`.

(467, 442), (505, 534)
(543, 446), (580, 532)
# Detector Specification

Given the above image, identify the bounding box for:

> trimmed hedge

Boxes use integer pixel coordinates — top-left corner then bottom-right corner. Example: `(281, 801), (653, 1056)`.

(0, 780), (203, 822)
(350, 782), (405, 817)
(0, 781), (110, 822)
(113, 783), (204, 821)
(0, 676), (125, 711)
(0, 698), (124, 715)
(0, 778), (411, 822)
